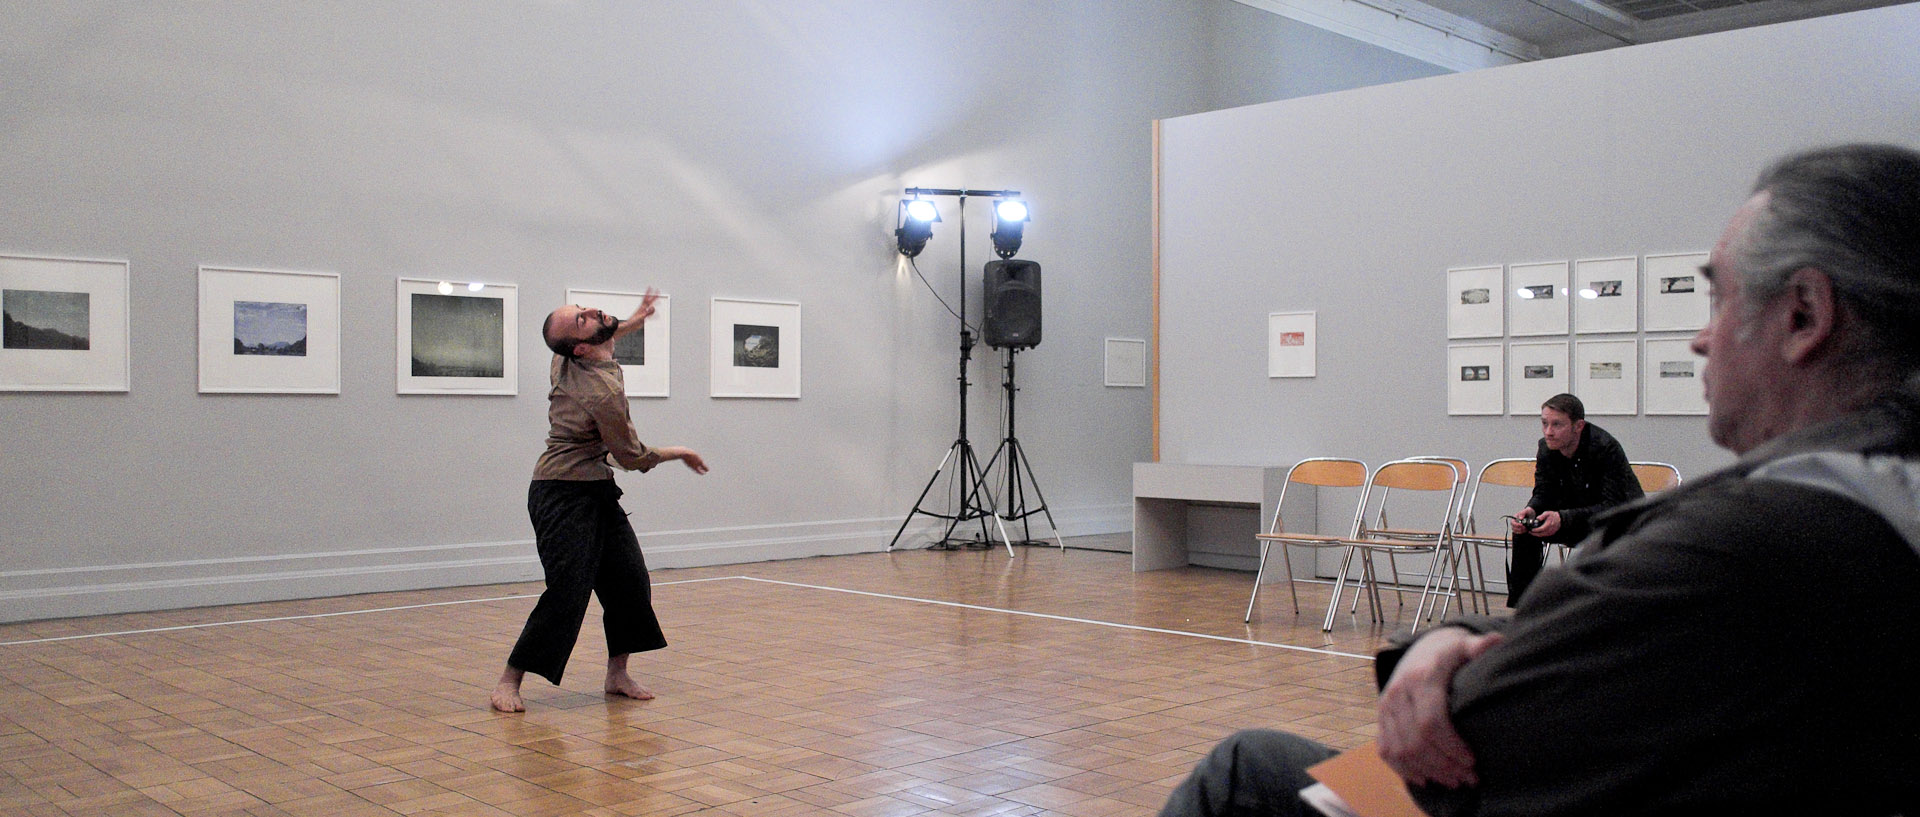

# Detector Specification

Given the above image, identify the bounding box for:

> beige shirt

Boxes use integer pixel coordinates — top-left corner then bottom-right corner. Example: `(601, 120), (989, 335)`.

(532, 356), (653, 480)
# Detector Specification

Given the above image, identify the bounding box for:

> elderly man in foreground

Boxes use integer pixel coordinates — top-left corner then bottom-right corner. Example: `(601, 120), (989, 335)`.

(1159, 143), (1920, 815)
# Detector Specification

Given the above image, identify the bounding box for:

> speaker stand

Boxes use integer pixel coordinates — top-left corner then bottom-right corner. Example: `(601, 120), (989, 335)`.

(886, 309), (1013, 555)
(979, 346), (1064, 550)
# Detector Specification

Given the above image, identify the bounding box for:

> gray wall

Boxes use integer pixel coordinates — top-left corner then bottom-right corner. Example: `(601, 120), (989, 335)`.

(0, 0), (1439, 620)
(1158, 5), (1920, 567)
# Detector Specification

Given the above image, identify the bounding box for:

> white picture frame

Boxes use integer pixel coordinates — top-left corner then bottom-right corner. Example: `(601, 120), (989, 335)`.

(1506, 340), (1568, 417)
(1507, 261), (1570, 337)
(396, 278), (518, 395)
(1104, 337), (1147, 388)
(1447, 343), (1504, 416)
(1267, 311), (1316, 378)
(566, 288), (670, 398)
(1446, 265), (1503, 339)
(1574, 339), (1638, 415)
(0, 253), (130, 392)
(1573, 256), (1639, 334)
(710, 297), (800, 399)
(1643, 336), (1708, 415)
(1643, 252), (1711, 331)
(198, 266), (340, 394)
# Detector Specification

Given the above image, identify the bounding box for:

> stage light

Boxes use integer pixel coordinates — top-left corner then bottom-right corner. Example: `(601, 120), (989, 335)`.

(990, 198), (1029, 259)
(895, 198), (941, 258)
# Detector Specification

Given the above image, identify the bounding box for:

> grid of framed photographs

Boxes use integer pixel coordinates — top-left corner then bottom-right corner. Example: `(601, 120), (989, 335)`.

(1446, 253), (1710, 416)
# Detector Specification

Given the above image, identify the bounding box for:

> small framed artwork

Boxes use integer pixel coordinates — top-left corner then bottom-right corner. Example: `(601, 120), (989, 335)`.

(1267, 311), (1316, 378)
(1573, 256), (1638, 334)
(1506, 340), (1568, 416)
(396, 278), (518, 395)
(1447, 343), (1504, 416)
(1643, 252), (1711, 331)
(1507, 261), (1569, 336)
(1574, 339), (1638, 415)
(566, 288), (670, 397)
(1, 253), (130, 392)
(1446, 265), (1503, 339)
(1644, 337), (1708, 415)
(711, 297), (800, 398)
(198, 266), (340, 394)
(1104, 337), (1147, 387)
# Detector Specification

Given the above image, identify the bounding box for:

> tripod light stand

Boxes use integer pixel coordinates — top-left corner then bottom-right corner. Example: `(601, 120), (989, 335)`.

(977, 344), (1064, 550)
(887, 187), (1018, 555)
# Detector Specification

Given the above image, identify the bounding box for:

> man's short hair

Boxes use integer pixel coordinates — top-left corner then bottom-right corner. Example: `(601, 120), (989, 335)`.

(541, 310), (575, 357)
(1736, 143), (1920, 376)
(1542, 393), (1585, 422)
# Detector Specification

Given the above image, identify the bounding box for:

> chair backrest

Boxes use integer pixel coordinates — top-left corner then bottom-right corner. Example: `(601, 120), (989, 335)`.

(1630, 461), (1682, 493)
(1361, 458), (1463, 538)
(1410, 456), (1471, 533)
(1267, 457), (1369, 536)
(1462, 457), (1534, 536)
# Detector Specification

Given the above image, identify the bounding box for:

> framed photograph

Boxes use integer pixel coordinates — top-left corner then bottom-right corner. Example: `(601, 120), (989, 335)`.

(1267, 311), (1316, 378)
(1446, 265), (1503, 339)
(1, 253), (129, 392)
(710, 297), (800, 398)
(566, 288), (669, 398)
(1447, 343), (1504, 416)
(1507, 261), (1569, 336)
(1573, 256), (1638, 334)
(1506, 340), (1568, 416)
(1574, 339), (1638, 415)
(1104, 337), (1147, 387)
(396, 278), (517, 395)
(1644, 337), (1708, 415)
(1643, 252), (1711, 331)
(198, 266), (340, 394)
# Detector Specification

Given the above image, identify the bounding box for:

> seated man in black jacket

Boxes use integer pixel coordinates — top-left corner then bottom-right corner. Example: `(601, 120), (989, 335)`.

(1505, 392), (1642, 605)
(1158, 144), (1920, 816)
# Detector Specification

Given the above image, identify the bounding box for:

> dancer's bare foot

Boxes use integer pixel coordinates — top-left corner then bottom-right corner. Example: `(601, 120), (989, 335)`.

(490, 666), (526, 713)
(605, 654), (655, 700)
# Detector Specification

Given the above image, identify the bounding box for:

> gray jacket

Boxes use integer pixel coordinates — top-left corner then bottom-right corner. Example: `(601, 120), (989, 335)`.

(1386, 375), (1920, 816)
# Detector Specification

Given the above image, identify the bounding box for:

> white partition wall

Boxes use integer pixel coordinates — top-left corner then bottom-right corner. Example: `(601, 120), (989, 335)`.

(1158, 5), (1920, 487)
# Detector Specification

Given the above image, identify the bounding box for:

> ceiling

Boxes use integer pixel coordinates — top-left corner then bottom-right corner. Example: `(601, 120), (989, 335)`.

(1408, 0), (1918, 58)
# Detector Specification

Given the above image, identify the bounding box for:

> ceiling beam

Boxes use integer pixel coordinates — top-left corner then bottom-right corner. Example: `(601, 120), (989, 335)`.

(1232, 0), (1540, 71)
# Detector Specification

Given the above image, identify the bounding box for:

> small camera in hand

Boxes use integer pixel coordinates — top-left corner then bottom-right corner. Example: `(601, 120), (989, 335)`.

(1518, 516), (1545, 531)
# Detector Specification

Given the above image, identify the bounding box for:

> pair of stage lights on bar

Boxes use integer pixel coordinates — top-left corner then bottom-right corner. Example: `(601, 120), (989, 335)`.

(895, 196), (1030, 260)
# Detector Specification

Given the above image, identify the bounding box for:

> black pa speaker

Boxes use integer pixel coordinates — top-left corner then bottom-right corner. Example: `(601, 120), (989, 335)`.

(983, 260), (1042, 350)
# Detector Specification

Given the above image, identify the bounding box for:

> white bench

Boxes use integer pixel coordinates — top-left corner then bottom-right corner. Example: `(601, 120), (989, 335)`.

(1132, 463), (1291, 571)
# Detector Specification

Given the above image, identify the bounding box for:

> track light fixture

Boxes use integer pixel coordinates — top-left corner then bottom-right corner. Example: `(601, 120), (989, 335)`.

(990, 199), (1029, 259)
(895, 198), (941, 258)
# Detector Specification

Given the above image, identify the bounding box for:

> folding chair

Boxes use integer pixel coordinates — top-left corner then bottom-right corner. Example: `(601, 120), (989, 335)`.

(1631, 462), (1683, 493)
(1455, 458), (1535, 612)
(1246, 458), (1369, 624)
(1343, 459), (1465, 632)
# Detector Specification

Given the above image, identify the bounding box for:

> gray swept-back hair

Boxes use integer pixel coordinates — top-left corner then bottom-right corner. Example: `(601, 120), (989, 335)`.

(1734, 143), (1920, 376)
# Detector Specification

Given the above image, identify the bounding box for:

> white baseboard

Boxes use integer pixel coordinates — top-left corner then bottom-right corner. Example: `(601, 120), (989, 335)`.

(0, 505), (1128, 622)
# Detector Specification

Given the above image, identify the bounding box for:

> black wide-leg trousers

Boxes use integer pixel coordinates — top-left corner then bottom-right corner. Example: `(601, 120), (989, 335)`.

(508, 479), (667, 685)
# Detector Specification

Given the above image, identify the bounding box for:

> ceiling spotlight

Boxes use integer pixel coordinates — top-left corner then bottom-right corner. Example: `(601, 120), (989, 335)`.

(990, 199), (1029, 259)
(467, 281), (485, 292)
(437, 281), (454, 295)
(895, 198), (940, 258)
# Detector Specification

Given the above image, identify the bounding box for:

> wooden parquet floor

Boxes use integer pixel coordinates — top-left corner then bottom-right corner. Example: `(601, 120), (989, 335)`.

(0, 537), (1432, 817)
